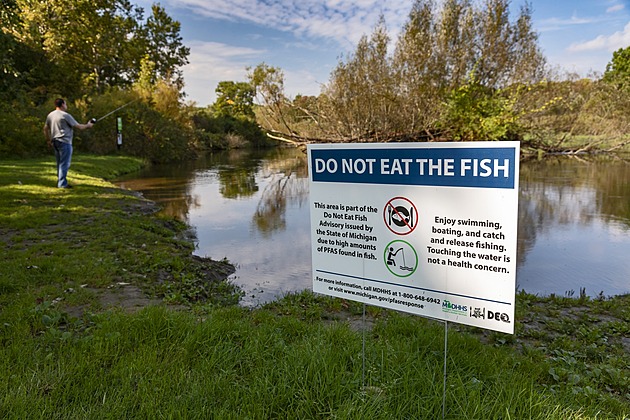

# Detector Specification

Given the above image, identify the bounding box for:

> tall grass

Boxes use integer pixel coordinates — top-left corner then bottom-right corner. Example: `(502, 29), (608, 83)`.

(0, 305), (614, 419)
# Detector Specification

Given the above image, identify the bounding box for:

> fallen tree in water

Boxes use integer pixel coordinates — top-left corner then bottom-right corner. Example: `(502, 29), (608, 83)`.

(265, 127), (630, 161)
(520, 135), (630, 159)
(263, 128), (441, 148)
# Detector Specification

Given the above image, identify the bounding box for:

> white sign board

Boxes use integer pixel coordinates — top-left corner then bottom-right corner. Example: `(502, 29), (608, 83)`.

(308, 142), (519, 334)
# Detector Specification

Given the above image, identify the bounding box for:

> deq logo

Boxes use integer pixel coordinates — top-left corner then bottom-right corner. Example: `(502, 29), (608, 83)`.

(470, 307), (511, 323)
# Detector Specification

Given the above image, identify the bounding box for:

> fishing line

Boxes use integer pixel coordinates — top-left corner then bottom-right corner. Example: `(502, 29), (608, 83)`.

(90, 99), (138, 123)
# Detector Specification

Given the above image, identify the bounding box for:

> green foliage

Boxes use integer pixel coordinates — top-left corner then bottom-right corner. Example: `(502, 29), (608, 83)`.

(192, 110), (268, 150)
(0, 0), (203, 163)
(324, 17), (394, 138)
(442, 79), (520, 141)
(2, 87), (195, 163)
(4, 0), (188, 97)
(603, 46), (630, 91)
(250, 0), (547, 143)
(516, 77), (630, 144)
(314, 0), (546, 141)
(143, 4), (190, 89)
(0, 30), (21, 97)
(0, 99), (48, 158)
(201, 80), (269, 149)
(213, 81), (256, 120)
(248, 63), (285, 104)
(127, 108), (196, 163)
(246, 9), (625, 147)
(247, 63), (295, 134)
(8, 0), (139, 95)
(0, 0), (266, 162)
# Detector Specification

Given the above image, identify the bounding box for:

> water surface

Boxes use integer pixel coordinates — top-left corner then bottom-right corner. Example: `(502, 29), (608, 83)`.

(115, 148), (630, 305)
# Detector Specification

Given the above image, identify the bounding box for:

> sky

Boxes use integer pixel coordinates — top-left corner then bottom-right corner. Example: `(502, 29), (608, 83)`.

(134, 0), (630, 107)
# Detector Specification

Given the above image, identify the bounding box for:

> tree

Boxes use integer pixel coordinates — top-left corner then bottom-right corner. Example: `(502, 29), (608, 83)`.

(6, 0), (189, 96)
(143, 4), (190, 89)
(0, 0), (21, 81)
(321, 0), (546, 141)
(603, 46), (630, 91)
(441, 78), (520, 141)
(0, 22), (21, 99)
(213, 81), (255, 120)
(247, 63), (293, 134)
(391, 0), (444, 134)
(9, 0), (145, 94)
(322, 16), (395, 139)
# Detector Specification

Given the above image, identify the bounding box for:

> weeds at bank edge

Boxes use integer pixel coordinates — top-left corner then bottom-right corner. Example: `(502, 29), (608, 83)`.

(0, 156), (628, 419)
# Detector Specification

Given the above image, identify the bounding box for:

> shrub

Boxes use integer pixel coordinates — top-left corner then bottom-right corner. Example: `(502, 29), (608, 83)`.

(441, 81), (521, 141)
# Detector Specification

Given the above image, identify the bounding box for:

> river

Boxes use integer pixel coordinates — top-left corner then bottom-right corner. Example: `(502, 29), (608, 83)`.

(115, 147), (630, 306)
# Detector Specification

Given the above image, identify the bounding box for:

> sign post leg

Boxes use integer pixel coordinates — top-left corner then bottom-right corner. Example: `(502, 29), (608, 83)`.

(442, 320), (448, 419)
(362, 303), (367, 388)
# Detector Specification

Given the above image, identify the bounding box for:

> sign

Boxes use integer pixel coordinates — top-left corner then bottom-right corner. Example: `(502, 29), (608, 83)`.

(308, 142), (520, 333)
(116, 116), (123, 149)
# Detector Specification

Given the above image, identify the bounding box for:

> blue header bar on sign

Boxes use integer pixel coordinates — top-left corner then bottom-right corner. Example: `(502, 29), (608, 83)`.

(310, 147), (516, 189)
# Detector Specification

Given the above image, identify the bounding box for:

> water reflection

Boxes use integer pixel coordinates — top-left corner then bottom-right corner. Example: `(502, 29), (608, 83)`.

(115, 149), (630, 305)
(516, 155), (630, 297)
(116, 148), (312, 305)
(253, 153), (309, 236)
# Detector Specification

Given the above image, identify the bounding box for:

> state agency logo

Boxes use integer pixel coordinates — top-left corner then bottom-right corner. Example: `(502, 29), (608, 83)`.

(470, 307), (485, 319)
(442, 300), (468, 316)
(470, 307), (511, 323)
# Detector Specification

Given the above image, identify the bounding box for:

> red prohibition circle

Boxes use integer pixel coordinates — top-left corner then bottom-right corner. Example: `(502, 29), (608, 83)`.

(383, 196), (418, 235)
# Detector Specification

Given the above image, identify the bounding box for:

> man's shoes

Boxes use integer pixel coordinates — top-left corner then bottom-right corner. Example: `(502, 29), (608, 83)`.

(59, 185), (73, 189)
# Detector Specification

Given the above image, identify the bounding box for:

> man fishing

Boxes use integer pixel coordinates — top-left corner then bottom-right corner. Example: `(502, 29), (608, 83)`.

(43, 98), (94, 188)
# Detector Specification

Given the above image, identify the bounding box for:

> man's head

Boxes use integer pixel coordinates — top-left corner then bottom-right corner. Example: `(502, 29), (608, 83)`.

(54, 98), (66, 109)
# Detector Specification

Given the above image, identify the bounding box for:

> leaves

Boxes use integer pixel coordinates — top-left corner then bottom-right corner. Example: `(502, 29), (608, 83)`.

(213, 81), (256, 120)
(6, 0), (188, 97)
(603, 46), (630, 92)
(258, 0), (547, 142)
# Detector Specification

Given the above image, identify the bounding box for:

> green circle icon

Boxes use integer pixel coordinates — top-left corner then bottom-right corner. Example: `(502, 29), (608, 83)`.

(384, 240), (418, 277)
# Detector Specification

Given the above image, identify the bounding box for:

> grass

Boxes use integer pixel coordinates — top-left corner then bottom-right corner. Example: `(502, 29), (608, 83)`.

(0, 154), (629, 418)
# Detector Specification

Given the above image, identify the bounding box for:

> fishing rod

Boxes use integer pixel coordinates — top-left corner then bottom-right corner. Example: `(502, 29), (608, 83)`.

(90, 99), (138, 123)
